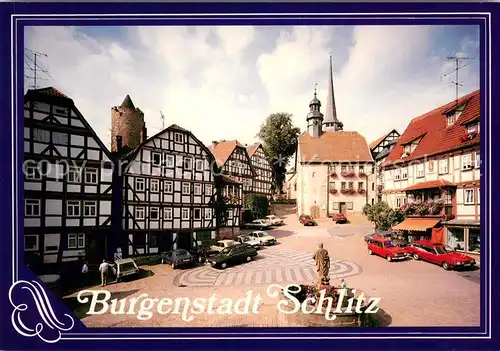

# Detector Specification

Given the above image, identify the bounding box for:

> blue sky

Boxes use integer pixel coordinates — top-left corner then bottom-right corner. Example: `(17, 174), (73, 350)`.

(24, 25), (480, 152)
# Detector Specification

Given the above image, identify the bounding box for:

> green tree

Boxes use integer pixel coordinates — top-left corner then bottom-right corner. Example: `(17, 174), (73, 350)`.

(363, 201), (405, 231)
(257, 112), (300, 194)
(244, 194), (270, 220)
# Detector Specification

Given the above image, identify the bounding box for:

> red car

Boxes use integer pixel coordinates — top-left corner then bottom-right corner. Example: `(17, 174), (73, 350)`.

(406, 240), (476, 270)
(299, 215), (317, 226)
(332, 212), (348, 224)
(368, 237), (408, 262)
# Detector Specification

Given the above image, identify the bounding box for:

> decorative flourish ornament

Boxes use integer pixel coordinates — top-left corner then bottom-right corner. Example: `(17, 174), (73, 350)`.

(9, 280), (75, 343)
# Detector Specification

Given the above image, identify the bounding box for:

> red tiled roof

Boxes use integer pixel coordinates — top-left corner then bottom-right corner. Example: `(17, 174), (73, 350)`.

(208, 140), (244, 167)
(246, 143), (261, 158)
(298, 131), (373, 163)
(405, 180), (456, 191)
(384, 90), (480, 165)
(30, 87), (69, 98)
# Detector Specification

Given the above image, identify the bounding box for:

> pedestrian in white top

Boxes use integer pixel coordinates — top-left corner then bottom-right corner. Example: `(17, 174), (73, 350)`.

(81, 261), (89, 286)
(99, 260), (109, 286)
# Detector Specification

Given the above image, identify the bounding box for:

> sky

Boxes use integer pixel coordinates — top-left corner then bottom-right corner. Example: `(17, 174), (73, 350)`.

(24, 25), (480, 153)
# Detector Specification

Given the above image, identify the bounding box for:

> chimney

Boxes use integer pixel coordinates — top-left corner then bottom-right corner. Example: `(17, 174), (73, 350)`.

(116, 135), (123, 151)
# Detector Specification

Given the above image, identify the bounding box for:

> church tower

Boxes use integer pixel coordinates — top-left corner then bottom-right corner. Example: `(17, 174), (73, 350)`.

(111, 95), (147, 153)
(323, 55), (343, 132)
(306, 86), (324, 138)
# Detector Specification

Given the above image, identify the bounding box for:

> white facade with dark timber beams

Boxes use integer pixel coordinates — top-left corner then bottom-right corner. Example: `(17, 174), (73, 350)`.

(247, 143), (273, 197)
(118, 124), (217, 256)
(23, 87), (113, 269)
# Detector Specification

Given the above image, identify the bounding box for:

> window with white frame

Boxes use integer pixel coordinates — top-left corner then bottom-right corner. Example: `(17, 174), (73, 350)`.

(26, 163), (41, 180)
(150, 207), (159, 220)
(404, 144), (411, 154)
(394, 169), (401, 181)
(151, 179), (159, 193)
(33, 128), (50, 142)
(447, 114), (455, 126)
(205, 184), (212, 195)
(67, 200), (80, 217)
(401, 167), (408, 179)
(396, 197), (403, 208)
(24, 235), (38, 251)
(166, 155), (174, 167)
(467, 123), (477, 134)
(164, 208), (172, 220)
(83, 201), (97, 217)
(152, 152), (162, 166)
(464, 188), (474, 205)
(194, 208), (201, 220)
(194, 183), (202, 195)
(477, 188), (480, 204)
(52, 131), (68, 145)
(182, 182), (190, 194)
(135, 178), (145, 191)
(462, 154), (473, 170)
(84, 168), (98, 184)
(135, 207), (145, 220)
(25, 199), (40, 217)
(164, 181), (173, 193)
(174, 133), (183, 143)
(438, 159), (449, 174)
(204, 208), (212, 220)
(68, 167), (82, 183)
(475, 152), (481, 168)
(195, 159), (204, 171)
(68, 233), (85, 249)
(183, 157), (193, 170)
(182, 208), (190, 220)
(416, 163), (424, 178)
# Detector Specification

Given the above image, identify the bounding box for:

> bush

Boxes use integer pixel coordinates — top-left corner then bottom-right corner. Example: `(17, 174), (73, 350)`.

(242, 209), (254, 223)
(270, 199), (296, 204)
(244, 194), (270, 219)
(363, 201), (404, 231)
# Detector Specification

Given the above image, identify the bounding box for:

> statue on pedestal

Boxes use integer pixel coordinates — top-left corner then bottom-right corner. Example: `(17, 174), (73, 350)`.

(313, 242), (330, 286)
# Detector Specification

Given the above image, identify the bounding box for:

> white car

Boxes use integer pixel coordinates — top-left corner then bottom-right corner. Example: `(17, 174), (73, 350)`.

(265, 215), (284, 226)
(237, 235), (261, 249)
(248, 231), (277, 246)
(210, 239), (238, 253)
(244, 219), (272, 230)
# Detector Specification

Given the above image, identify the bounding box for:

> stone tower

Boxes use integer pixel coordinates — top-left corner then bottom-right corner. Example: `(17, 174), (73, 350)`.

(323, 55), (343, 132)
(306, 87), (324, 138)
(111, 95), (147, 153)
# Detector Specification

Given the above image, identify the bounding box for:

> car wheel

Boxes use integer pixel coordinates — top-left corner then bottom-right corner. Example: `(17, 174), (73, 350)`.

(386, 255), (392, 262)
(171, 263), (176, 269)
(368, 249), (373, 255)
(412, 253), (419, 260)
(442, 261), (450, 270)
(246, 256), (251, 262)
(221, 262), (227, 269)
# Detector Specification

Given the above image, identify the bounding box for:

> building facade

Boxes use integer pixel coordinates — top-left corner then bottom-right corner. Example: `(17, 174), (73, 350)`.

(369, 129), (400, 202)
(117, 124), (217, 256)
(296, 56), (375, 218)
(23, 87), (113, 270)
(382, 90), (480, 256)
(246, 143), (273, 197)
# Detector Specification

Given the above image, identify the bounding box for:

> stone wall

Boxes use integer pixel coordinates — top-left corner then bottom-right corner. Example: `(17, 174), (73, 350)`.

(111, 106), (145, 152)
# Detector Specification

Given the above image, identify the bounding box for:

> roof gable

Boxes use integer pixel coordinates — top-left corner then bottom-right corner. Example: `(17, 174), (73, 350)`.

(384, 90), (480, 165)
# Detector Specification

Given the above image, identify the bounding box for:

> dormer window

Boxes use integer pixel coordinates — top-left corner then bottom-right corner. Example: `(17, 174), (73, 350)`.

(467, 123), (477, 134)
(404, 145), (411, 154)
(447, 114), (455, 126)
(445, 102), (467, 126)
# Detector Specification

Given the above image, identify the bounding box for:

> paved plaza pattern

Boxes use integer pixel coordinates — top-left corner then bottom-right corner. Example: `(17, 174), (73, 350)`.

(174, 247), (363, 287)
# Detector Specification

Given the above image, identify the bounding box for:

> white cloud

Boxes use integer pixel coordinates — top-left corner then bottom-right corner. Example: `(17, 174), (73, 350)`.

(24, 25), (479, 152)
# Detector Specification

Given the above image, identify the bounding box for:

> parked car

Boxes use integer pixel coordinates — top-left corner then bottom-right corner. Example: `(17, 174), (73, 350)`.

(391, 238), (409, 248)
(299, 215), (317, 226)
(265, 215), (284, 226)
(208, 243), (258, 269)
(236, 235), (261, 249)
(209, 239), (238, 253)
(113, 258), (140, 281)
(364, 231), (392, 243)
(161, 249), (196, 269)
(367, 237), (408, 262)
(189, 246), (208, 263)
(243, 219), (272, 230)
(248, 231), (277, 246)
(332, 212), (348, 224)
(405, 240), (476, 270)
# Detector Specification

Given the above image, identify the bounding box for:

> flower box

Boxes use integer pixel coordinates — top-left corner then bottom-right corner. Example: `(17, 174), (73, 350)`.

(340, 172), (356, 178)
(358, 172), (367, 177)
(341, 188), (357, 195)
(329, 173), (338, 178)
(357, 189), (366, 194)
(461, 132), (478, 142)
(329, 189), (338, 195)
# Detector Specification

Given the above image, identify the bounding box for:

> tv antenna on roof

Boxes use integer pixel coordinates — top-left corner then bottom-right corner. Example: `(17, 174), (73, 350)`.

(441, 56), (475, 105)
(160, 111), (165, 130)
(24, 48), (51, 89)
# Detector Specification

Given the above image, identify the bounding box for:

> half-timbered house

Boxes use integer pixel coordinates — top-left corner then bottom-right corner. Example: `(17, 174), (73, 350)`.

(369, 129), (400, 202)
(246, 143), (273, 197)
(23, 87), (113, 270)
(117, 124), (217, 256)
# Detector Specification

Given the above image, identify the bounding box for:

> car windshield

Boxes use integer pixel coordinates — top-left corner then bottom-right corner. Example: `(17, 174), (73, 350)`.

(220, 248), (232, 255)
(435, 246), (454, 254)
(175, 250), (189, 256)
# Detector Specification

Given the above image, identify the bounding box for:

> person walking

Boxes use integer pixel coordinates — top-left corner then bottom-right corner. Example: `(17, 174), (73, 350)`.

(81, 261), (89, 287)
(99, 259), (109, 287)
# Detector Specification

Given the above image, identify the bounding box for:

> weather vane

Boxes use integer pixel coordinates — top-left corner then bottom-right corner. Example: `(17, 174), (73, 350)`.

(314, 82), (318, 95)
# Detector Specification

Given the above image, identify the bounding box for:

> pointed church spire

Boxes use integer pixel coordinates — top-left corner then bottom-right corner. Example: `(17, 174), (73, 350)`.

(323, 55), (343, 131)
(121, 94), (135, 110)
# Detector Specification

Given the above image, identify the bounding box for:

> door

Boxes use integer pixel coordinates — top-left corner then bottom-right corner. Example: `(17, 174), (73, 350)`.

(339, 202), (347, 214)
(177, 232), (192, 250)
(419, 245), (435, 262)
